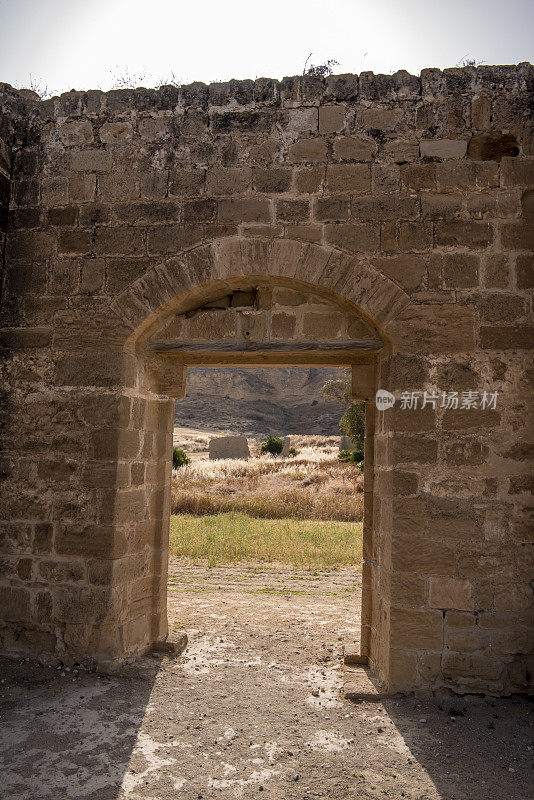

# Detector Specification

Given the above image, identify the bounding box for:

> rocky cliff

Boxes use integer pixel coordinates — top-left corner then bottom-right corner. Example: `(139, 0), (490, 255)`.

(174, 366), (346, 436)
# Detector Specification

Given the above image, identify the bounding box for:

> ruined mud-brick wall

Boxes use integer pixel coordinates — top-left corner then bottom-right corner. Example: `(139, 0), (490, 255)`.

(0, 65), (532, 693)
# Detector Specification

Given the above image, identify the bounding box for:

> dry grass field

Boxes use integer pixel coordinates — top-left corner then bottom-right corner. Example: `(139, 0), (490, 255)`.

(169, 434), (364, 568)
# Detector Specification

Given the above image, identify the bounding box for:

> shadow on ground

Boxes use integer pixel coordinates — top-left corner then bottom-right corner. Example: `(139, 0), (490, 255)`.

(377, 693), (533, 800)
(0, 656), (157, 800)
(1, 563), (532, 800)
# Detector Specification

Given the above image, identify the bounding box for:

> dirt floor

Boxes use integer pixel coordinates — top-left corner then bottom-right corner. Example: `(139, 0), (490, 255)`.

(1, 562), (533, 800)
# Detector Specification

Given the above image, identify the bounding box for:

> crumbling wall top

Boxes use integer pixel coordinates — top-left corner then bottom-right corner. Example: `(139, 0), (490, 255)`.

(0, 64), (532, 121)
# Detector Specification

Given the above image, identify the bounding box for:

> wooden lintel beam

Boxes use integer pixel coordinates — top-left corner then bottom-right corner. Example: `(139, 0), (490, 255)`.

(147, 339), (383, 354)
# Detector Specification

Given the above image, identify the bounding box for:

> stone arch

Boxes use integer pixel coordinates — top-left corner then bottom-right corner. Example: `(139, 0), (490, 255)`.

(92, 238), (417, 690)
(107, 238), (412, 346)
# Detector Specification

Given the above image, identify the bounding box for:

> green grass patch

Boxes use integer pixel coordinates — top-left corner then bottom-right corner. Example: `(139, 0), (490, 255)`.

(169, 512), (363, 569)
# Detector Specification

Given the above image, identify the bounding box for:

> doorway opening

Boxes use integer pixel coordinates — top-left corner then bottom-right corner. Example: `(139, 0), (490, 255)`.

(130, 272), (385, 682)
(167, 363), (367, 705)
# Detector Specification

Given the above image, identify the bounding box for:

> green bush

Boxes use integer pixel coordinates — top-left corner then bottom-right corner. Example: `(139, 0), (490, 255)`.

(260, 434), (284, 456)
(172, 447), (190, 469)
(321, 377), (365, 451)
(338, 448), (364, 466)
(288, 447), (297, 456)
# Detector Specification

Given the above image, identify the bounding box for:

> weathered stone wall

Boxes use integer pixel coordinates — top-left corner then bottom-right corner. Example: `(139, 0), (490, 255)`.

(0, 65), (532, 693)
(148, 283), (379, 345)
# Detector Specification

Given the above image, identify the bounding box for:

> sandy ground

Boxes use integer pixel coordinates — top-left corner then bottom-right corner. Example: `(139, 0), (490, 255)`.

(1, 562), (533, 800)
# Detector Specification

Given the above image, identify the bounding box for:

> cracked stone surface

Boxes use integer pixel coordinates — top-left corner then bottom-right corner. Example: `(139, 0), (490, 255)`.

(0, 561), (532, 799)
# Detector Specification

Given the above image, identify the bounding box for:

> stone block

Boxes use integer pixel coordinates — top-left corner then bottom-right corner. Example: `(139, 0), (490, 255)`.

(295, 166), (324, 193)
(390, 607), (443, 650)
(187, 309), (237, 340)
(440, 252), (480, 288)
(350, 364), (376, 402)
(58, 230), (91, 254)
(401, 163), (436, 191)
(420, 139), (467, 159)
(271, 312), (296, 339)
(138, 117), (169, 140)
(325, 73), (359, 101)
(392, 435), (438, 464)
(351, 195), (419, 221)
(479, 325), (534, 350)
(54, 351), (136, 388)
(276, 199), (310, 222)
(33, 523), (54, 555)
(98, 173), (139, 202)
(281, 107), (318, 133)
(182, 199), (217, 223)
(302, 311), (343, 340)
(69, 173), (96, 202)
(206, 166), (252, 195)
(429, 577), (473, 611)
(436, 160), (499, 191)
(398, 222), (433, 252)
(360, 107), (402, 130)
(319, 105), (345, 134)
(209, 436), (250, 460)
(516, 255), (533, 289)
(239, 310), (268, 340)
(218, 198), (271, 223)
(94, 227), (145, 255)
(58, 119), (94, 145)
(501, 221), (534, 250)
(140, 169), (169, 199)
(441, 436), (488, 466)
(470, 95), (492, 130)
(392, 304), (476, 355)
(169, 168), (205, 196)
(334, 136), (377, 161)
(442, 652), (503, 682)
(47, 205), (78, 226)
(315, 196), (351, 221)
(252, 167), (292, 193)
(435, 221), (493, 249)
(0, 586), (31, 622)
(475, 292), (525, 324)
(146, 224), (203, 254)
(99, 121), (133, 143)
(370, 255), (425, 291)
(71, 149), (112, 172)
(500, 156), (534, 186)
(325, 222), (380, 253)
(7, 230), (56, 259)
(421, 193), (463, 218)
(281, 436), (291, 457)
(384, 140), (419, 164)
(288, 138), (328, 163)
(389, 573), (427, 607)
(41, 176), (69, 207)
(441, 409), (500, 430)
(392, 536), (456, 576)
(285, 223), (323, 242)
(325, 164), (371, 193)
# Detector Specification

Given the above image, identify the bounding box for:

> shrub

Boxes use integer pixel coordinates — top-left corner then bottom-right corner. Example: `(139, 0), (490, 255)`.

(260, 434), (284, 456)
(172, 447), (190, 469)
(289, 447), (297, 456)
(338, 448), (364, 467)
(321, 377), (365, 451)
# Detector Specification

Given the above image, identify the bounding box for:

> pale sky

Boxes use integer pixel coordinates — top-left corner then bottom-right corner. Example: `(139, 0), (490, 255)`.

(0, 0), (532, 96)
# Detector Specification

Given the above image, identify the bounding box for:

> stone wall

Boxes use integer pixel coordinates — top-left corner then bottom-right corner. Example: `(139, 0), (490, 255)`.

(148, 283), (379, 345)
(0, 65), (532, 694)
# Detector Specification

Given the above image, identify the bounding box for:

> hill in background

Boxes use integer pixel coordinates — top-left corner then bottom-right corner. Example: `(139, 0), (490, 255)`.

(174, 366), (347, 437)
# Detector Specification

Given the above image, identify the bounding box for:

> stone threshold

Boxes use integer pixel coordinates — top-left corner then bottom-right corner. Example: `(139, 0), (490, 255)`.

(342, 644), (389, 701)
